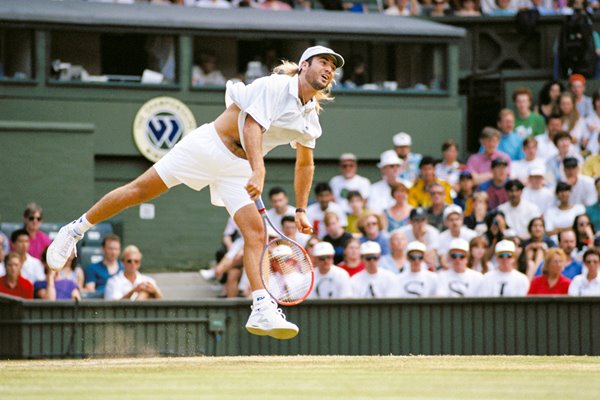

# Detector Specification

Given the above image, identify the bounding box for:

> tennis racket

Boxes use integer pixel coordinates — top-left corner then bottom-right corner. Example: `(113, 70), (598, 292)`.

(255, 197), (314, 306)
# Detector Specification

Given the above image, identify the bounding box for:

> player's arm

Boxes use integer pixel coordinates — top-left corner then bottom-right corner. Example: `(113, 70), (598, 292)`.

(243, 114), (266, 200)
(294, 143), (315, 234)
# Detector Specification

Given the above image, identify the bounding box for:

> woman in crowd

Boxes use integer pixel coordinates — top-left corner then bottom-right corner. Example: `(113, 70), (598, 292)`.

(464, 191), (489, 235)
(484, 209), (509, 262)
(559, 91), (588, 148)
(378, 229), (409, 274)
(21, 203), (52, 260)
(528, 248), (571, 295)
(573, 213), (595, 254)
(522, 217), (556, 280)
(536, 80), (564, 120)
(383, 182), (413, 232)
(544, 182), (586, 237)
(346, 191), (369, 235)
(57, 252), (84, 289)
(322, 211), (353, 265)
(467, 235), (491, 274)
(337, 238), (365, 277)
(434, 139), (462, 191)
(357, 212), (390, 255)
(569, 248), (600, 296)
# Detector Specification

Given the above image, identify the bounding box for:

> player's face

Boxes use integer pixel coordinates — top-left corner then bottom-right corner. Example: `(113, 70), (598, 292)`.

(303, 56), (336, 91)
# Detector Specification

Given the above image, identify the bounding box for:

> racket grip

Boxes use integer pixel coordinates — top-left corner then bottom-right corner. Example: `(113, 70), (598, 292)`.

(255, 197), (266, 211)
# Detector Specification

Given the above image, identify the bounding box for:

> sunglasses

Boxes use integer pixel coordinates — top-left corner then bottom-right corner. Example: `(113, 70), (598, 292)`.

(497, 253), (513, 259)
(450, 253), (466, 260)
(318, 255), (333, 261)
(124, 259), (141, 264)
(341, 163), (355, 168)
(28, 216), (42, 221)
(363, 255), (380, 261)
(408, 254), (424, 261)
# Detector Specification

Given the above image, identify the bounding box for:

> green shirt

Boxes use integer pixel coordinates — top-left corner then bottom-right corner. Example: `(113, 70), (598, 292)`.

(514, 113), (546, 137)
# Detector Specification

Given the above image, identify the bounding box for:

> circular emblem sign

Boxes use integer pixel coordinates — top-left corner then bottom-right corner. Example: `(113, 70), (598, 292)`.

(133, 97), (197, 162)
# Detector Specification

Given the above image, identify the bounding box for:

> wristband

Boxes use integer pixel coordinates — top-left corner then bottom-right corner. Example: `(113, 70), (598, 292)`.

(295, 208), (306, 213)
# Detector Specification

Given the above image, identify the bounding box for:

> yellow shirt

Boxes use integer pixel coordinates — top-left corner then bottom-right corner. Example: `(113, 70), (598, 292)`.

(582, 155), (600, 178)
(408, 178), (453, 208)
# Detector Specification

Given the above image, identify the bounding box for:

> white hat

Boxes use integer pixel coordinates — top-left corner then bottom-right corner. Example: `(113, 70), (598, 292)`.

(271, 245), (293, 258)
(377, 150), (403, 169)
(406, 240), (426, 254)
(313, 242), (335, 257)
(528, 166), (546, 176)
(448, 238), (469, 253)
(393, 132), (412, 146)
(443, 204), (463, 220)
(495, 239), (516, 254)
(339, 153), (357, 162)
(360, 241), (382, 255)
(299, 46), (345, 68)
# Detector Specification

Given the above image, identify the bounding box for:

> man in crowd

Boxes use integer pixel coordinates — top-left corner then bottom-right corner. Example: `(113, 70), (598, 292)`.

(569, 73), (593, 118)
(478, 158), (510, 210)
(437, 205), (477, 264)
(437, 239), (483, 297)
(392, 241), (439, 298)
(22, 203), (52, 260)
(535, 114), (563, 162)
(328, 153), (371, 213)
(0, 252), (34, 299)
(84, 234), (124, 294)
(562, 157), (597, 207)
(498, 179), (541, 239)
(266, 187), (295, 230)
(10, 229), (45, 284)
(408, 156), (453, 208)
(368, 150), (403, 214)
(522, 167), (555, 214)
(306, 182), (347, 239)
(534, 230), (583, 279)
(510, 136), (544, 184)
(426, 182), (449, 231)
(399, 207), (440, 267)
(569, 248), (600, 296)
(467, 127), (511, 185)
(477, 240), (530, 296)
(495, 109), (524, 161)
(546, 132), (584, 188)
(308, 242), (352, 299)
(513, 86), (546, 138)
(350, 241), (395, 298)
(104, 245), (162, 300)
(281, 215), (310, 248)
(392, 132), (422, 182)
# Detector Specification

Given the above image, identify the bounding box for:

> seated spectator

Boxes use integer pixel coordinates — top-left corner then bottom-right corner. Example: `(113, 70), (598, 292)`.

(466, 127), (511, 185)
(350, 241), (395, 298)
(104, 245), (162, 300)
(563, 157), (597, 207)
(322, 212), (353, 265)
(21, 203), (52, 260)
(438, 239), (483, 297)
(427, 0), (454, 16)
(10, 229), (44, 284)
(513, 87), (546, 138)
(536, 114), (563, 163)
(281, 215), (310, 248)
(307, 182), (347, 239)
(35, 250), (80, 300)
(522, 167), (555, 214)
(545, 132), (584, 188)
(426, 182), (449, 231)
(379, 229), (409, 274)
(484, 210), (510, 264)
(392, 132), (422, 182)
(454, 0), (482, 16)
(391, 241), (439, 297)
(478, 158), (510, 210)
(586, 178), (600, 231)
(494, 109), (524, 161)
(536, 81), (564, 121)
(464, 191), (489, 235)
(192, 51), (226, 86)
(485, 0), (516, 15)
(528, 248), (571, 295)
(435, 139), (462, 191)
(573, 213), (595, 254)
(266, 187), (295, 229)
(84, 234), (124, 294)
(569, 73), (593, 119)
(498, 179), (541, 239)
(357, 212), (390, 255)
(384, 0), (421, 15)
(384, 181), (413, 232)
(476, 240), (530, 296)
(510, 137), (545, 185)
(329, 153), (371, 213)
(0, 252), (33, 299)
(569, 248), (600, 296)
(522, 217), (556, 280)
(338, 237), (365, 277)
(583, 90), (600, 156)
(468, 236), (492, 274)
(346, 191), (370, 235)
(534, 229), (583, 279)
(453, 171), (475, 215)
(438, 205), (477, 267)
(544, 182), (586, 236)
(398, 207), (440, 266)
(308, 242), (352, 299)
(368, 150), (403, 214)
(559, 91), (588, 149)
(409, 156), (453, 209)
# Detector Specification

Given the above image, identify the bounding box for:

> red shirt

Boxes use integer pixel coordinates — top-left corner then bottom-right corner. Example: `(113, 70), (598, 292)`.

(338, 262), (365, 277)
(528, 275), (571, 295)
(0, 276), (34, 299)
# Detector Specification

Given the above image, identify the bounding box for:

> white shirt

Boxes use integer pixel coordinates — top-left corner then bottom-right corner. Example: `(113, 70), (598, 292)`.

(306, 201), (347, 239)
(350, 268), (396, 298)
(476, 269), (530, 297)
(368, 179), (395, 215)
(398, 224), (440, 251)
(568, 274), (600, 296)
(104, 271), (158, 300)
(498, 199), (541, 238)
(437, 268), (483, 297)
(438, 227), (477, 256)
(522, 186), (556, 214)
(191, 65), (226, 86)
(309, 265), (352, 299)
(535, 133), (559, 162)
(563, 118), (589, 147)
(22, 254), (45, 284)
(543, 204), (586, 233)
(329, 174), (371, 213)
(570, 175), (597, 207)
(510, 158), (545, 183)
(390, 269), (439, 298)
(226, 74), (321, 154)
(584, 112), (600, 155)
(266, 205), (295, 230)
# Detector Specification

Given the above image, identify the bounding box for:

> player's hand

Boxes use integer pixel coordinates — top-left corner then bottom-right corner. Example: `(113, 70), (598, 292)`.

(295, 212), (313, 235)
(245, 170), (265, 201)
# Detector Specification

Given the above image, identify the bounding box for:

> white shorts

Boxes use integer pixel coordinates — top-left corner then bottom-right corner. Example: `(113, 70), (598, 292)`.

(153, 122), (253, 216)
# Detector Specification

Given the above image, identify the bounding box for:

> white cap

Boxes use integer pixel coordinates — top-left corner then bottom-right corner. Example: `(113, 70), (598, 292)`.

(377, 150), (403, 169)
(443, 204), (463, 220)
(360, 241), (382, 255)
(529, 166), (546, 176)
(448, 238), (469, 253)
(340, 153), (357, 162)
(299, 46), (345, 68)
(271, 245), (293, 258)
(313, 241), (335, 257)
(495, 239), (516, 254)
(393, 132), (412, 146)
(406, 240), (426, 254)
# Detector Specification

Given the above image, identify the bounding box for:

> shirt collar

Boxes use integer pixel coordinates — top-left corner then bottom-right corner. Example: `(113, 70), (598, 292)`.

(289, 74), (316, 112)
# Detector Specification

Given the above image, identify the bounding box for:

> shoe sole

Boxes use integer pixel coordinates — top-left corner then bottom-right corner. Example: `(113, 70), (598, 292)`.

(245, 326), (299, 340)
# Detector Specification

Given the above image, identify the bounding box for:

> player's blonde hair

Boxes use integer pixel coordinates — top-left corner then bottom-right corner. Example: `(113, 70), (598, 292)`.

(272, 59), (334, 114)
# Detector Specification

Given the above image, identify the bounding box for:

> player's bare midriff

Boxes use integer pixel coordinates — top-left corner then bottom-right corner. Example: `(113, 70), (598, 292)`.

(213, 104), (248, 160)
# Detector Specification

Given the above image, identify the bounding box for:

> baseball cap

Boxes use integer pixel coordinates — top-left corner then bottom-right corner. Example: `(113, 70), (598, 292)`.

(528, 166), (545, 176)
(377, 150), (403, 169)
(491, 158), (508, 168)
(406, 241), (427, 254)
(299, 46), (344, 69)
(393, 132), (412, 147)
(563, 157), (579, 169)
(360, 241), (382, 255)
(443, 204), (463, 220)
(271, 245), (293, 258)
(410, 207), (427, 221)
(313, 241), (335, 257)
(448, 238), (469, 253)
(495, 239), (516, 254)
(339, 153), (357, 162)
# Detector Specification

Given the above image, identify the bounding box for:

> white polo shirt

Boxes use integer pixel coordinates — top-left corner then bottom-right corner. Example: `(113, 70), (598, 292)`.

(350, 268), (396, 298)
(437, 268), (483, 297)
(309, 265), (352, 299)
(225, 74), (321, 154)
(104, 271), (159, 300)
(568, 275), (600, 296)
(391, 269), (439, 298)
(329, 174), (372, 213)
(22, 254), (45, 284)
(476, 269), (529, 297)
(306, 201), (347, 239)
(498, 199), (541, 238)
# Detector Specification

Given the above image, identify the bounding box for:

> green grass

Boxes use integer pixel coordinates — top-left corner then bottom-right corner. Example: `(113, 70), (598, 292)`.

(1, 356), (599, 400)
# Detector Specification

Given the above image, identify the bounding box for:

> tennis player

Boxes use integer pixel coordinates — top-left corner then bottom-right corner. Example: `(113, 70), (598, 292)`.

(47, 46), (344, 340)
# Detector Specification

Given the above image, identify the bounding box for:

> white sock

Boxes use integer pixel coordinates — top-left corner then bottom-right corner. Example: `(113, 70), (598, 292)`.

(252, 289), (269, 306)
(71, 213), (93, 236)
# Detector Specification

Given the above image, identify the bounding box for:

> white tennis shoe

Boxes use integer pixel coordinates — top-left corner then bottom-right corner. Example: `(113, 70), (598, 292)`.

(245, 300), (299, 340)
(46, 223), (83, 271)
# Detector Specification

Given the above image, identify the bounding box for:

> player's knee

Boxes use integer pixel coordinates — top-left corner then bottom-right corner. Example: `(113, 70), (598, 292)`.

(241, 223), (264, 245)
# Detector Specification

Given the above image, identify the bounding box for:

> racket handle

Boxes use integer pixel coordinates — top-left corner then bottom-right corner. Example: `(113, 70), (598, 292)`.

(255, 197), (266, 212)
